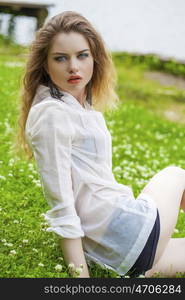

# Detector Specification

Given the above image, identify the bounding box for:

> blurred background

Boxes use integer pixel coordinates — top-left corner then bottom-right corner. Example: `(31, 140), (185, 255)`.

(0, 0), (185, 61)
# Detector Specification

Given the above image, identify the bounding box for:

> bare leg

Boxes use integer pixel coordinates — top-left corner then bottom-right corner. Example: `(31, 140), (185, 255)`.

(181, 190), (185, 211)
(137, 166), (185, 276)
(146, 238), (185, 277)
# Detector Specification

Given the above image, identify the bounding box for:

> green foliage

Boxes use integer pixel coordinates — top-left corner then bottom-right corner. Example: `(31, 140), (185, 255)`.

(0, 45), (185, 278)
(113, 56), (185, 106)
(113, 52), (185, 78)
(0, 33), (28, 55)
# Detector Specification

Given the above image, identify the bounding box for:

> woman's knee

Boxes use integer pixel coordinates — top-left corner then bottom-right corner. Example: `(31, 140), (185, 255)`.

(143, 165), (184, 192)
(161, 165), (185, 179)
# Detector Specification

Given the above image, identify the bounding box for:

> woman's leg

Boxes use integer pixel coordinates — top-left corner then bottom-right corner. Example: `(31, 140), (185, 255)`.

(138, 166), (185, 276)
(145, 238), (185, 277)
(181, 190), (185, 211)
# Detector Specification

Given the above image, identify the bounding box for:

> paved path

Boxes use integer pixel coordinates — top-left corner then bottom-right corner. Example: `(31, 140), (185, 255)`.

(144, 71), (185, 124)
(144, 71), (185, 90)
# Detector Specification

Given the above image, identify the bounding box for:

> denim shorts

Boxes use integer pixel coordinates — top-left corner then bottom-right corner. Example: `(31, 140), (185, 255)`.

(126, 209), (160, 278)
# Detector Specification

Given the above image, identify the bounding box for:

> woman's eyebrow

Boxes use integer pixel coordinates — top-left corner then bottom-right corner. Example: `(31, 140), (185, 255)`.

(51, 49), (90, 55)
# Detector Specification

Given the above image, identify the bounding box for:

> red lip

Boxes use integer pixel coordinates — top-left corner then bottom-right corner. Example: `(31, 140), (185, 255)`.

(68, 75), (82, 81)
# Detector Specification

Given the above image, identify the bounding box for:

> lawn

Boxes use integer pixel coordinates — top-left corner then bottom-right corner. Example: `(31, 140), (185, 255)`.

(0, 47), (185, 278)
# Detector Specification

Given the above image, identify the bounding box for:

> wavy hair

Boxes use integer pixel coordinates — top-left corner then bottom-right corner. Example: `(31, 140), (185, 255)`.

(14, 11), (119, 160)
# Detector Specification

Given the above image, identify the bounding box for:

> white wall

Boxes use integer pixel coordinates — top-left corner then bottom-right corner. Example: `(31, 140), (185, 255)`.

(1, 0), (185, 60)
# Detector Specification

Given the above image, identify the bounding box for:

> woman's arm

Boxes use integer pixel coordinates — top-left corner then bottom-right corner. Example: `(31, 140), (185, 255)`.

(26, 103), (88, 276)
(60, 238), (90, 278)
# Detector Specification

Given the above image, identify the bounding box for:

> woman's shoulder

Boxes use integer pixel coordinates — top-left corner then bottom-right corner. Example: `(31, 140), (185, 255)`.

(31, 94), (65, 109)
(30, 84), (70, 113)
(26, 99), (76, 139)
(26, 98), (73, 133)
(29, 97), (71, 118)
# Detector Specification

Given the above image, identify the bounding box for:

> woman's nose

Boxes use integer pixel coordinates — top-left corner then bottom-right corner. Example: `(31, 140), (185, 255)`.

(68, 58), (79, 73)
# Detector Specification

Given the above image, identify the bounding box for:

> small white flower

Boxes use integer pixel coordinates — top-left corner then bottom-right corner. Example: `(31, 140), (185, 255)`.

(8, 158), (15, 165)
(113, 166), (122, 173)
(9, 250), (16, 255)
(38, 263), (44, 267)
(8, 173), (13, 177)
(28, 175), (34, 179)
(55, 264), (63, 272)
(4, 61), (24, 67)
(40, 222), (48, 227)
(74, 267), (83, 276)
(135, 124), (141, 129)
(137, 274), (145, 278)
(180, 209), (184, 213)
(28, 163), (34, 170)
(68, 263), (75, 270)
(32, 170), (38, 174)
(58, 257), (63, 261)
(13, 220), (19, 224)
(6, 243), (13, 247)
(174, 228), (179, 233)
(0, 175), (6, 180)
(32, 248), (38, 253)
(22, 239), (29, 244)
(1, 239), (6, 243)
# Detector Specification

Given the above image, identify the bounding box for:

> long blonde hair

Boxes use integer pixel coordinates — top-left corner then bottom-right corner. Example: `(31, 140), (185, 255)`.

(14, 11), (119, 160)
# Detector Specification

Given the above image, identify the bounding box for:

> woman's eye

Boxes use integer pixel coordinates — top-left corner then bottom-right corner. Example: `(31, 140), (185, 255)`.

(54, 56), (66, 62)
(78, 53), (89, 59)
(54, 53), (89, 62)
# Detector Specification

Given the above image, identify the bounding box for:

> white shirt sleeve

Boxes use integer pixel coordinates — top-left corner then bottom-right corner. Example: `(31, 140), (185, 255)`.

(25, 101), (85, 239)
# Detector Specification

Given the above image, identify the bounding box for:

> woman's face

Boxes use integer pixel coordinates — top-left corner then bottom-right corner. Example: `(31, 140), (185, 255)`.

(46, 31), (94, 102)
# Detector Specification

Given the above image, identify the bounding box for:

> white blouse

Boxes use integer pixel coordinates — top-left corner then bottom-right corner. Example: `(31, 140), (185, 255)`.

(25, 84), (158, 276)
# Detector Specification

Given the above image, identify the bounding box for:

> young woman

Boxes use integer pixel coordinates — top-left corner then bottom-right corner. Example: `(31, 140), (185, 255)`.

(16, 11), (185, 278)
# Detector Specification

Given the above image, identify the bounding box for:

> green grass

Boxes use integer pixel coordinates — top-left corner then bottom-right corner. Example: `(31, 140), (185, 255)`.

(0, 46), (185, 278)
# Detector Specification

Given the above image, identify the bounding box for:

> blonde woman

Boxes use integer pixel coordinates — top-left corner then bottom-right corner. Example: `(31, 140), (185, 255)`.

(16, 11), (185, 278)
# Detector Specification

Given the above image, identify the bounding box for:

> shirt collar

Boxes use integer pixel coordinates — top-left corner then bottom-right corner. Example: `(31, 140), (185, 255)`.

(32, 84), (94, 111)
